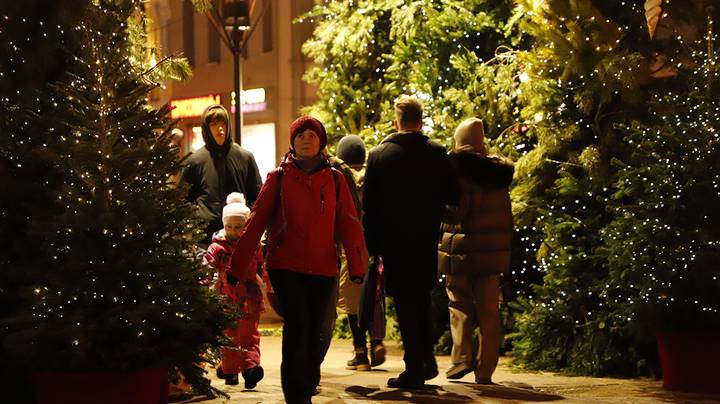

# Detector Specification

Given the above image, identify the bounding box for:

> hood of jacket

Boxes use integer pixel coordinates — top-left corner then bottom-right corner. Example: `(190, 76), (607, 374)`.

(450, 150), (514, 189)
(201, 104), (232, 159)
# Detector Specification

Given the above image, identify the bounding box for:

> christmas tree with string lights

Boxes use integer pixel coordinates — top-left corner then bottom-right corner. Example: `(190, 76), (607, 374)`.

(602, 10), (720, 343)
(298, 1), (401, 146)
(507, 0), (720, 376)
(0, 0), (231, 397)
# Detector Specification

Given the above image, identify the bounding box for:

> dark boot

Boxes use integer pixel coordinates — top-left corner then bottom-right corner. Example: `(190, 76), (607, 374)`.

(387, 371), (424, 389)
(224, 373), (239, 385)
(242, 366), (264, 389)
(370, 340), (386, 367)
(345, 346), (371, 371)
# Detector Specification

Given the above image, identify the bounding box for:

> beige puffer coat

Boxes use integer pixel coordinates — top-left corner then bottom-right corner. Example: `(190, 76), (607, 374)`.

(438, 150), (514, 276)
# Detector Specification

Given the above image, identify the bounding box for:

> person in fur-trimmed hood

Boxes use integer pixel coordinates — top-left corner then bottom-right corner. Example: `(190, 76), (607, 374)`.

(438, 117), (514, 385)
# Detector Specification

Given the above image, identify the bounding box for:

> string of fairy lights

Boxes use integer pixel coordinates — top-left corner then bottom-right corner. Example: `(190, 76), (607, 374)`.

(295, 1), (720, 329)
(1, 2), (215, 354)
(2, 0), (718, 366)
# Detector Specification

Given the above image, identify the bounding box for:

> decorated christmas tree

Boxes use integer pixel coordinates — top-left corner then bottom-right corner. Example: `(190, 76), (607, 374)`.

(507, 0), (720, 376)
(602, 6), (720, 344)
(0, 0), (231, 397)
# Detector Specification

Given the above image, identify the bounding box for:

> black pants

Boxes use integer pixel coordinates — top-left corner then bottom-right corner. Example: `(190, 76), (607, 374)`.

(269, 269), (336, 404)
(392, 286), (436, 380)
(318, 276), (339, 361)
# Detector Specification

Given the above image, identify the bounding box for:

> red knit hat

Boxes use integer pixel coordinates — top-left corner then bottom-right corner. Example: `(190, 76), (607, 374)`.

(289, 116), (327, 151)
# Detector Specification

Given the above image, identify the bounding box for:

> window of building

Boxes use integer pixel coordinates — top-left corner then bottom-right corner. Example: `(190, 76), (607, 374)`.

(262, 0), (273, 53)
(182, 0), (195, 67)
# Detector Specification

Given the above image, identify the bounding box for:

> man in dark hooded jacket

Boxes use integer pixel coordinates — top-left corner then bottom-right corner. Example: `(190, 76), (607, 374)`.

(363, 96), (459, 389)
(181, 104), (262, 246)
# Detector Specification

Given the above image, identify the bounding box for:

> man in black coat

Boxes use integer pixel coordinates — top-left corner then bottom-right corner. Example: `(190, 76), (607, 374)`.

(363, 96), (459, 388)
(181, 104), (262, 246)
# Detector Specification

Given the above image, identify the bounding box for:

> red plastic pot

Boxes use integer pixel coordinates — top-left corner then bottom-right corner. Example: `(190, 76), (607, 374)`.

(29, 367), (168, 404)
(656, 330), (720, 393)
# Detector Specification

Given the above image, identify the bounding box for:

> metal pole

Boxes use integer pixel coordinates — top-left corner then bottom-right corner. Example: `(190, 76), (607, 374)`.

(233, 46), (241, 145)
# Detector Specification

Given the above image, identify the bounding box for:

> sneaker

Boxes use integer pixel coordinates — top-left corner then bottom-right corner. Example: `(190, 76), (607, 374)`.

(224, 373), (239, 385)
(345, 347), (371, 371)
(446, 363), (474, 380)
(242, 366), (264, 389)
(387, 372), (424, 389)
(370, 343), (386, 367)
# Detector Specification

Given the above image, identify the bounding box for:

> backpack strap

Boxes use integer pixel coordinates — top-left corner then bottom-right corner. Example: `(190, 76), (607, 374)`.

(275, 166), (284, 206)
(331, 167), (341, 205)
(268, 167), (283, 233)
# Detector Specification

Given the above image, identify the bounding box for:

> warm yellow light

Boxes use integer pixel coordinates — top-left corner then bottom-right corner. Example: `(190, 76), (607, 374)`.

(532, 0), (546, 11)
(169, 95), (221, 119)
(230, 88), (266, 105)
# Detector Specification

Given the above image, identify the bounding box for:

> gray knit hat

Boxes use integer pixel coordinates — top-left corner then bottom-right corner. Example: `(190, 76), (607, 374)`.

(336, 134), (366, 165)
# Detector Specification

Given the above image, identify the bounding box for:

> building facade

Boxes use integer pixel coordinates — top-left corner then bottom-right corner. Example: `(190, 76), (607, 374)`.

(148, 0), (317, 179)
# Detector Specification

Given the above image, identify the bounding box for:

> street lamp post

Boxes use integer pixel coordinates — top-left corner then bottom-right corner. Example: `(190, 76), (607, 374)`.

(222, 0), (250, 144)
(204, 0), (271, 145)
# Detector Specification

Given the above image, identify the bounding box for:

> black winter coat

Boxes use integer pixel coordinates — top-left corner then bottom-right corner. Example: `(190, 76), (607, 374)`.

(362, 131), (459, 294)
(180, 104), (262, 244)
(182, 144), (261, 244)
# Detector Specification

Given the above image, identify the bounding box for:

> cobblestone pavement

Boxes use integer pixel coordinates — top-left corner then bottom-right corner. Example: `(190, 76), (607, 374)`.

(178, 334), (720, 404)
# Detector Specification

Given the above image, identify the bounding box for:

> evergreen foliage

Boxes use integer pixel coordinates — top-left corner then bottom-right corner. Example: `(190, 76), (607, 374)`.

(303, 0), (720, 377)
(0, 1), (230, 396)
(509, 0), (720, 376)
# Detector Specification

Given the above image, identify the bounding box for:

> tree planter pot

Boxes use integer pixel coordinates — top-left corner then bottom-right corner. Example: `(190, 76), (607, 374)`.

(29, 367), (168, 404)
(656, 330), (720, 393)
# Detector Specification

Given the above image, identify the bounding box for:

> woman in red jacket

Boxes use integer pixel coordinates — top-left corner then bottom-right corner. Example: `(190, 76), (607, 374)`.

(231, 116), (366, 404)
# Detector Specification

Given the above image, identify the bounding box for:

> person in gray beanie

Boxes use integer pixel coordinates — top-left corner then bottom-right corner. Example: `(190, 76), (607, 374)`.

(334, 135), (388, 371)
(336, 134), (366, 166)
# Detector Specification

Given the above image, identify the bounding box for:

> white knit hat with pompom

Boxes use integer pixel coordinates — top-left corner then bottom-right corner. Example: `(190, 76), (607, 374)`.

(222, 192), (250, 224)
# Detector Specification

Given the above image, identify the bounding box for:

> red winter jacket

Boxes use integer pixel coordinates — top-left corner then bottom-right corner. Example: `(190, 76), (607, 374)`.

(204, 230), (264, 303)
(230, 156), (367, 280)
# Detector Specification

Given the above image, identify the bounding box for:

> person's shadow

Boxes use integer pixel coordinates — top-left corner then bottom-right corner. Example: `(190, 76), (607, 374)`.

(345, 381), (564, 403)
(346, 384), (472, 403)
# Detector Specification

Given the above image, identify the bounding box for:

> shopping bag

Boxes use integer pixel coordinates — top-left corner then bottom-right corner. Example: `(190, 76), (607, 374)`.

(358, 257), (379, 330)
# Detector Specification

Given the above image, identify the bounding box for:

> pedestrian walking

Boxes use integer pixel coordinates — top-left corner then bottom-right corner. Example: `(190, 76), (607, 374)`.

(334, 135), (387, 371)
(362, 96), (459, 389)
(439, 118), (514, 384)
(204, 193), (265, 388)
(230, 116), (367, 404)
(317, 145), (361, 368)
(180, 104), (262, 247)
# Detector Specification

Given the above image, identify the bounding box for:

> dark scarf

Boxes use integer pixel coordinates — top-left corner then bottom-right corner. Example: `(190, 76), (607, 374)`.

(290, 152), (327, 174)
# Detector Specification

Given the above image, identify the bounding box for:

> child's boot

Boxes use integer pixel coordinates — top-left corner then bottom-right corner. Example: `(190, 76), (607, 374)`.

(346, 346), (371, 371)
(224, 373), (239, 385)
(242, 365), (264, 389)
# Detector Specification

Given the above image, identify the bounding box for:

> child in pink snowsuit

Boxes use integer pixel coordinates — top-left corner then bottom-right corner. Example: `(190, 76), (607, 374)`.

(204, 192), (265, 388)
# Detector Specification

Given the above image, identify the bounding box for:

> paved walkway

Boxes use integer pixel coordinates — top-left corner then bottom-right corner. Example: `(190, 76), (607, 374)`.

(180, 334), (720, 404)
